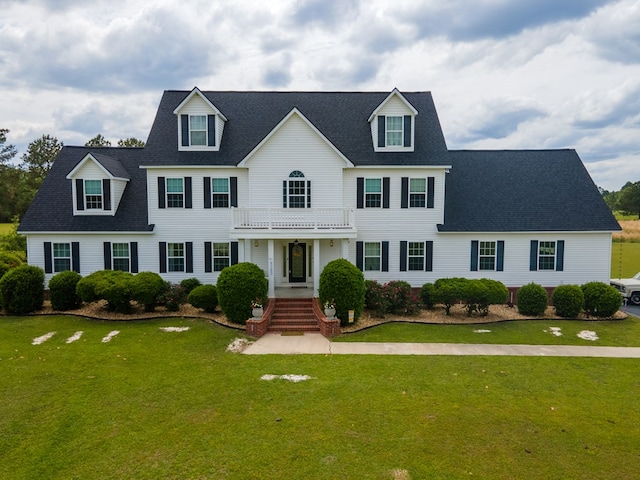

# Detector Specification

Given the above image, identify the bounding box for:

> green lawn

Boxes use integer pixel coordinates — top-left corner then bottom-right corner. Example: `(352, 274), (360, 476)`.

(336, 316), (640, 346)
(2, 315), (640, 479)
(611, 242), (640, 278)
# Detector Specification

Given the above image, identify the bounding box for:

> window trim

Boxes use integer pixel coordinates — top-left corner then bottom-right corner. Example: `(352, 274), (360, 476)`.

(365, 178), (382, 208)
(364, 242), (382, 271)
(189, 115), (207, 146)
(53, 242), (71, 273)
(538, 241), (556, 271)
(211, 177), (230, 208)
(409, 178), (426, 208)
(166, 177), (185, 208)
(479, 241), (496, 271)
(111, 242), (130, 272)
(167, 242), (185, 272)
(84, 179), (103, 209)
(283, 171), (311, 208)
(212, 242), (231, 272)
(407, 241), (425, 271)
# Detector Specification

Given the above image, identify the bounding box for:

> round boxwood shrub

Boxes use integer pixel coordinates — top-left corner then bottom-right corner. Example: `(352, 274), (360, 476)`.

(188, 284), (218, 313)
(319, 259), (365, 326)
(552, 284), (584, 318)
(581, 281), (622, 318)
(76, 270), (133, 313)
(217, 262), (268, 325)
(0, 251), (25, 280)
(76, 270), (107, 303)
(420, 282), (436, 310)
(434, 278), (467, 315)
(130, 271), (166, 312)
(0, 265), (45, 314)
(516, 282), (548, 316)
(179, 277), (202, 295)
(48, 270), (82, 311)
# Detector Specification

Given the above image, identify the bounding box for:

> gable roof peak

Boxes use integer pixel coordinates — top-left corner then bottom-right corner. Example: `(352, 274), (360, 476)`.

(367, 88), (419, 122)
(172, 86), (228, 121)
(65, 152), (130, 181)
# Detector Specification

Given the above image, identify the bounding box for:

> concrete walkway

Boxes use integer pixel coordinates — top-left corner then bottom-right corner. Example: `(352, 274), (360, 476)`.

(242, 333), (640, 357)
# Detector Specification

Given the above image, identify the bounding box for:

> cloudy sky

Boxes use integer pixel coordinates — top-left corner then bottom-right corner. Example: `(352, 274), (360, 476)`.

(1, 0), (638, 191)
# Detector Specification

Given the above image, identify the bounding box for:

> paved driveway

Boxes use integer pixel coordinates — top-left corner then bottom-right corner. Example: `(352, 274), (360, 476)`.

(622, 303), (640, 318)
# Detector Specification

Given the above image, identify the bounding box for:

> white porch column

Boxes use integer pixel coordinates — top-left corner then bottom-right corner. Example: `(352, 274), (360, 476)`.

(268, 239), (275, 298)
(341, 238), (349, 259)
(313, 239), (320, 297)
(240, 239), (247, 263)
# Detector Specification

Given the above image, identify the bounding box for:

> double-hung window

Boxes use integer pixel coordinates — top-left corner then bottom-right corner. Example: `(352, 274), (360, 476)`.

(166, 178), (184, 208)
(53, 243), (71, 272)
(84, 180), (103, 209)
(386, 116), (403, 146)
(283, 171), (310, 208)
(112, 243), (130, 271)
(168, 243), (185, 272)
(212, 178), (229, 208)
(408, 242), (425, 271)
(365, 178), (382, 208)
(409, 178), (426, 207)
(538, 241), (556, 270)
(190, 115), (207, 146)
(479, 241), (496, 270)
(213, 243), (230, 271)
(364, 242), (381, 271)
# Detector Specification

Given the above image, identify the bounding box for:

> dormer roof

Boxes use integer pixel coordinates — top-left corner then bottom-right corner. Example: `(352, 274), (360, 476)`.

(66, 152), (130, 181)
(172, 87), (228, 121)
(367, 88), (419, 122)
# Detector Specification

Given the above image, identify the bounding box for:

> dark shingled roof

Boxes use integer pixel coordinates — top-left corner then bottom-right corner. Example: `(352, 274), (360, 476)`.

(90, 152), (132, 179)
(143, 90), (451, 167)
(438, 150), (621, 232)
(19, 146), (152, 232)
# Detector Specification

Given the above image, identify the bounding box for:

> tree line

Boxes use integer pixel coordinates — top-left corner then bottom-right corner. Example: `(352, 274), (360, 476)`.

(0, 129), (144, 223)
(601, 182), (640, 219)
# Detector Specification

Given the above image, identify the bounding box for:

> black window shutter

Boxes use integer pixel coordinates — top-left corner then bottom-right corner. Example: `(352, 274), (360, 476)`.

(181, 115), (189, 146)
(426, 241), (433, 272)
(556, 240), (565, 271)
(130, 242), (139, 273)
(283, 180), (287, 208)
(207, 115), (216, 147)
(383, 177), (390, 208)
(203, 177), (211, 209)
(378, 116), (385, 147)
(530, 240), (538, 271)
(71, 242), (80, 273)
(103, 242), (112, 269)
(427, 177), (435, 209)
(185, 177), (192, 209)
(44, 242), (52, 274)
(186, 242), (193, 273)
(356, 177), (364, 209)
(230, 242), (239, 265)
(403, 115), (412, 147)
(400, 241), (407, 272)
(102, 179), (111, 211)
(230, 177), (238, 207)
(307, 180), (311, 208)
(470, 240), (479, 271)
(204, 242), (212, 273)
(159, 242), (167, 273)
(497, 241), (504, 272)
(401, 177), (409, 208)
(158, 177), (166, 209)
(382, 241), (389, 272)
(356, 241), (364, 271)
(76, 179), (84, 211)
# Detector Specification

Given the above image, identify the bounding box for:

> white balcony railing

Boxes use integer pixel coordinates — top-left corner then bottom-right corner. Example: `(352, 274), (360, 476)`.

(231, 207), (355, 230)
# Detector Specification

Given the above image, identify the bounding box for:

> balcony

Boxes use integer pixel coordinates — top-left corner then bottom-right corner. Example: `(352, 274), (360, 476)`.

(231, 207), (356, 235)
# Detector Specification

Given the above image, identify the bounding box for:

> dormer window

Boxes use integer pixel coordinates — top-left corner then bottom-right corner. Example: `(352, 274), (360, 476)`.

(189, 115), (207, 146)
(377, 115), (412, 149)
(386, 116), (403, 146)
(84, 180), (103, 209)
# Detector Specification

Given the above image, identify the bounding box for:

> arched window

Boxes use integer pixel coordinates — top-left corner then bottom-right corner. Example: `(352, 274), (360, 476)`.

(283, 171), (311, 208)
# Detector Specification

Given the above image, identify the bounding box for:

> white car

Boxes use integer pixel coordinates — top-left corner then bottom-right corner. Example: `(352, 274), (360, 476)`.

(610, 272), (640, 305)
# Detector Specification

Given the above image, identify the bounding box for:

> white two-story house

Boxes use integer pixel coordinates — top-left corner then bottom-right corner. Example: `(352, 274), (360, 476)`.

(19, 88), (620, 299)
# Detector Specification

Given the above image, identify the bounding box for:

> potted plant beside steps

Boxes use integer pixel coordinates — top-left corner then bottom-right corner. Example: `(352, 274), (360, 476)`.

(323, 299), (336, 319)
(251, 298), (264, 319)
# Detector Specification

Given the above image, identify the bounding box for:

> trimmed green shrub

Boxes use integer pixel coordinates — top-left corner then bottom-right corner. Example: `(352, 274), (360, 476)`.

(76, 270), (107, 303)
(481, 278), (509, 315)
(420, 282), (436, 310)
(188, 284), (218, 313)
(130, 271), (166, 312)
(434, 278), (467, 315)
(179, 277), (202, 295)
(461, 279), (489, 316)
(319, 259), (365, 326)
(93, 270), (134, 313)
(581, 281), (622, 318)
(217, 262), (268, 325)
(158, 282), (187, 312)
(0, 265), (44, 314)
(365, 280), (388, 317)
(552, 284), (584, 318)
(0, 251), (25, 279)
(48, 270), (82, 311)
(517, 283), (548, 316)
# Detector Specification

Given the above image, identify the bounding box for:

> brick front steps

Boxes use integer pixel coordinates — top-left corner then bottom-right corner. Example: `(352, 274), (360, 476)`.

(268, 298), (320, 333)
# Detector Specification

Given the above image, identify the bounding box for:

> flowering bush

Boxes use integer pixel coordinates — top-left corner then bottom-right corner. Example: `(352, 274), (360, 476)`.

(250, 298), (263, 309)
(158, 282), (186, 312)
(365, 279), (420, 317)
(323, 299), (335, 309)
